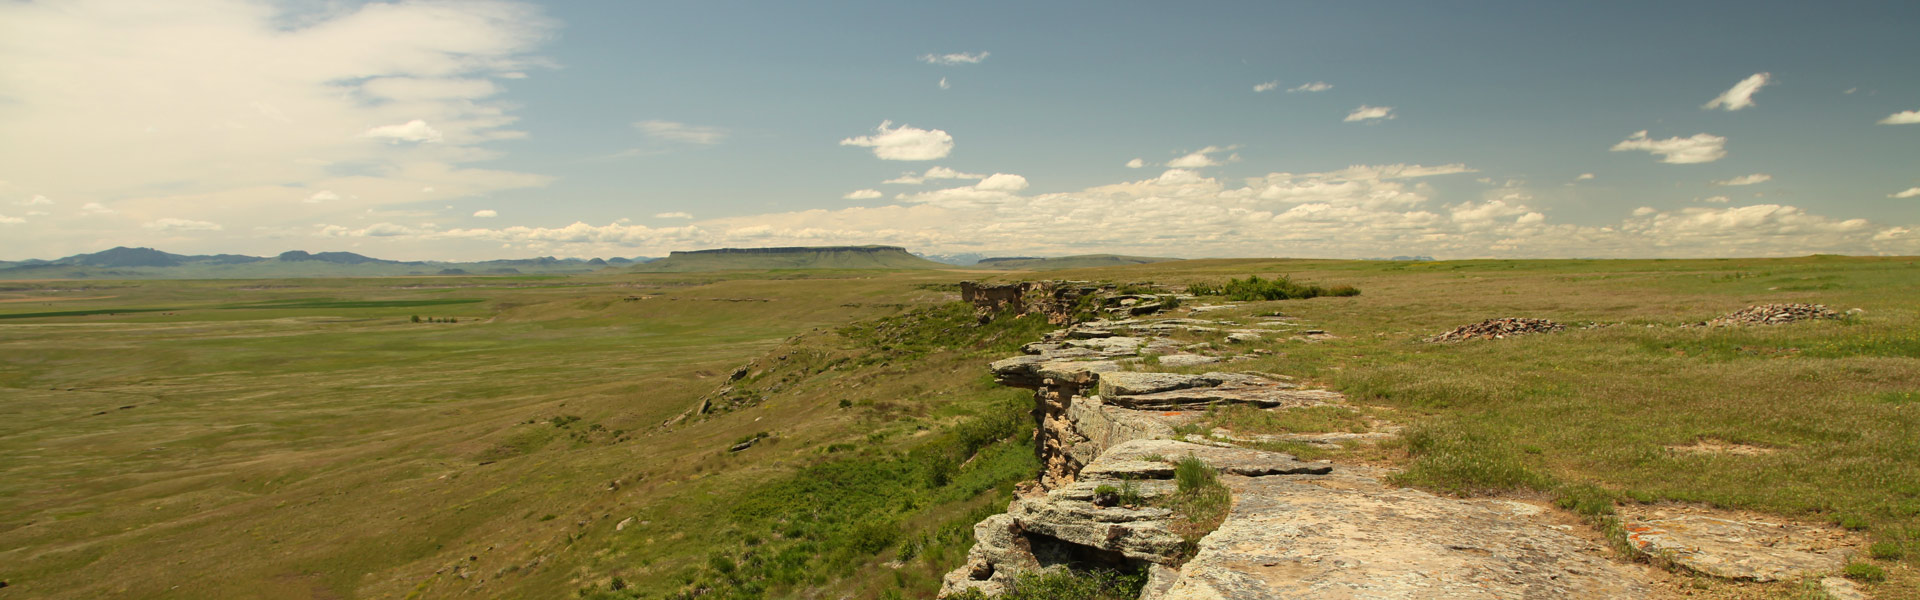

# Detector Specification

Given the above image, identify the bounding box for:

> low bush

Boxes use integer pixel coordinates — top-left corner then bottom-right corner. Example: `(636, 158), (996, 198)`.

(946, 568), (1146, 600)
(1185, 275), (1358, 301)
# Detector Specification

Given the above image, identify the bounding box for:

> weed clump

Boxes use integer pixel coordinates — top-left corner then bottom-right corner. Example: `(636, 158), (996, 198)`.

(1185, 275), (1358, 301)
(946, 568), (1146, 600)
(1844, 561), (1887, 583)
(1163, 456), (1232, 561)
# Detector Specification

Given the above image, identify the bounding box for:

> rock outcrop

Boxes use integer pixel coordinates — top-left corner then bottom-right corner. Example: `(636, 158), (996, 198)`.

(944, 290), (1859, 599)
(942, 298), (1662, 600)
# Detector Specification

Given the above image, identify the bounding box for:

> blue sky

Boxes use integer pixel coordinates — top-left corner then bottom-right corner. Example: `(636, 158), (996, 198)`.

(1, 0), (1916, 260)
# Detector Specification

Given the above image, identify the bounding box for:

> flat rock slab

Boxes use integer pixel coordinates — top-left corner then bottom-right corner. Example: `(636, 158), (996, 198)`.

(1621, 513), (1853, 582)
(1108, 386), (1342, 411)
(1162, 468), (1650, 600)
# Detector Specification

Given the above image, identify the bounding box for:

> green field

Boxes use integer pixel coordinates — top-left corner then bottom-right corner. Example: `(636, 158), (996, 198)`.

(2, 257), (1917, 599)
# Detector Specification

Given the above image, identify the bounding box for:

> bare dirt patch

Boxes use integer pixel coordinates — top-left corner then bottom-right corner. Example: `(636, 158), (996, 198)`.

(1664, 439), (1781, 456)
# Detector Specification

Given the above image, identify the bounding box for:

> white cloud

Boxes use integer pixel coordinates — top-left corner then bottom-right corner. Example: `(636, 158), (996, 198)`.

(1575, 173), (1596, 181)
(0, 214), (22, 224)
(1253, 81), (1279, 93)
(0, 0), (555, 253)
(306, 190), (340, 203)
(1713, 173), (1772, 186)
(919, 52), (988, 65)
(1125, 158), (1145, 169)
(1702, 73), (1771, 111)
(1880, 110), (1920, 125)
(1702, 195), (1731, 203)
(655, 211), (694, 219)
(17, 195), (54, 206)
(938, 77), (950, 90)
(325, 159), (1919, 259)
(1344, 106), (1394, 122)
(839, 120), (954, 161)
(1892, 188), (1920, 199)
(924, 166), (984, 179)
(883, 166), (984, 185)
(80, 202), (116, 215)
(1610, 130), (1727, 164)
(473, 209), (498, 217)
(1165, 146), (1236, 168)
(1289, 82), (1333, 93)
(635, 120), (727, 145)
(974, 173), (1029, 192)
(362, 119), (444, 143)
(143, 218), (222, 232)
(843, 189), (883, 200)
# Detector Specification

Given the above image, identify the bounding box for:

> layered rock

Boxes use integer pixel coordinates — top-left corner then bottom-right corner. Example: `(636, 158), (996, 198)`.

(945, 301), (1666, 600)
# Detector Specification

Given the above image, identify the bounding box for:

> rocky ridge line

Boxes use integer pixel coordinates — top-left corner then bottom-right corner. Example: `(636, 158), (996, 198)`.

(940, 281), (1657, 599)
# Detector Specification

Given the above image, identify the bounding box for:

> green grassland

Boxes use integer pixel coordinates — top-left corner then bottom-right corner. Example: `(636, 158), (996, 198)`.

(1, 256), (1917, 598)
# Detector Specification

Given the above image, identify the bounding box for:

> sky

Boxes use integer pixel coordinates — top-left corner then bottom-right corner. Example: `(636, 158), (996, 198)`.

(1, 0), (1917, 261)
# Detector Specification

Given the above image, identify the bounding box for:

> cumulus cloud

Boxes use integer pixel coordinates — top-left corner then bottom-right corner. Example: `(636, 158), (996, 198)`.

(1880, 110), (1920, 125)
(0, 214), (22, 224)
(1703, 73), (1771, 111)
(655, 212), (694, 219)
(17, 195), (54, 206)
(1574, 173), (1596, 181)
(1344, 106), (1394, 122)
(0, 0), (555, 251)
(883, 166), (984, 185)
(1702, 195), (1731, 203)
(974, 173), (1029, 192)
(1892, 188), (1920, 199)
(919, 51), (988, 65)
(325, 158), (1918, 259)
(1253, 81), (1280, 93)
(1610, 130), (1727, 164)
(1165, 146), (1237, 168)
(938, 77), (950, 90)
(839, 121), (954, 161)
(306, 190), (340, 203)
(362, 120), (444, 143)
(843, 189), (883, 200)
(1713, 173), (1772, 186)
(143, 218), (222, 232)
(1126, 158), (1145, 169)
(473, 209), (498, 217)
(635, 120), (727, 145)
(1289, 82), (1333, 93)
(80, 202), (116, 215)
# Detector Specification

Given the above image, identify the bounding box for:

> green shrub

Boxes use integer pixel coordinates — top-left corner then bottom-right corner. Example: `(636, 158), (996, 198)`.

(1867, 541), (1904, 560)
(1837, 514), (1872, 531)
(1175, 455), (1216, 493)
(947, 568), (1147, 600)
(1184, 275), (1358, 301)
(1844, 561), (1886, 583)
(1553, 483), (1618, 517)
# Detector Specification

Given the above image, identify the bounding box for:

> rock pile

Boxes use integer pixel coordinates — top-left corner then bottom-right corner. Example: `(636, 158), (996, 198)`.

(1424, 317), (1564, 342)
(1701, 303), (1840, 327)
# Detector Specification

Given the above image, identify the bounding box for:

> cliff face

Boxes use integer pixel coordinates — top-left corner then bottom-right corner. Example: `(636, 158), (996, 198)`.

(942, 290), (1657, 599)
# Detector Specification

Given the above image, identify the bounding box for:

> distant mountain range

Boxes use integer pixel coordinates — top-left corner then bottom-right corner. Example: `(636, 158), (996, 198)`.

(968, 254), (1182, 270)
(631, 245), (948, 272)
(0, 246), (1199, 279)
(0, 247), (654, 280)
